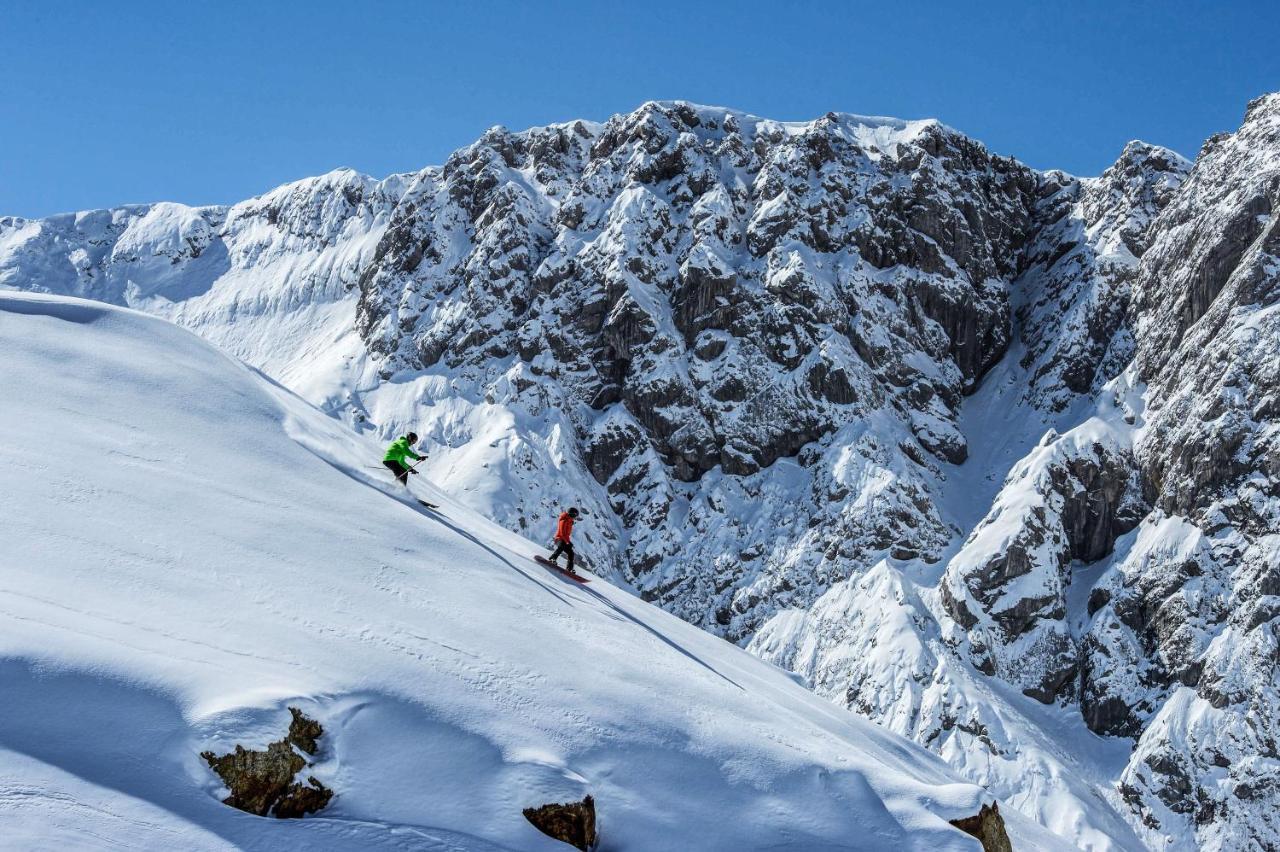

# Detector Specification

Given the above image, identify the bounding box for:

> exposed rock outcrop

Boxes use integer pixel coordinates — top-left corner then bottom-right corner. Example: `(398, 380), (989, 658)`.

(523, 795), (597, 851)
(200, 707), (333, 818)
(286, 705), (324, 754)
(949, 802), (1014, 852)
(1015, 142), (1189, 412)
(941, 420), (1144, 702)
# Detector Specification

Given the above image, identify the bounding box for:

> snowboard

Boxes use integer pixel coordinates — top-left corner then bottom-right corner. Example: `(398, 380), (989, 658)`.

(534, 555), (589, 583)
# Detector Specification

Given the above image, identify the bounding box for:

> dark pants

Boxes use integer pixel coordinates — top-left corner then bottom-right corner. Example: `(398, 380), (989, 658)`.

(550, 539), (575, 571)
(384, 459), (409, 485)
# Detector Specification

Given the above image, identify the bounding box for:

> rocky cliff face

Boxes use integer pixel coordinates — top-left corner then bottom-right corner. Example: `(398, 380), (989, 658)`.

(3, 94), (1277, 852)
(928, 94), (1280, 850)
(350, 103), (1046, 640)
(1109, 93), (1280, 845)
(1015, 142), (1189, 412)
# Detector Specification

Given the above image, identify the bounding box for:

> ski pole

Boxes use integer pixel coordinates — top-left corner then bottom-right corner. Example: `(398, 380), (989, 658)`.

(400, 458), (427, 486)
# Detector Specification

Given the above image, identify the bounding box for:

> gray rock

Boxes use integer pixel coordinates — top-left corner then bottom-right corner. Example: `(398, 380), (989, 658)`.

(522, 795), (597, 851)
(949, 802), (1014, 852)
(200, 707), (333, 819)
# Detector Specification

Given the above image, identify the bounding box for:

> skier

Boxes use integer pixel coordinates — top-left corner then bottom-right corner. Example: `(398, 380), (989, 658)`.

(382, 432), (425, 485)
(546, 507), (580, 575)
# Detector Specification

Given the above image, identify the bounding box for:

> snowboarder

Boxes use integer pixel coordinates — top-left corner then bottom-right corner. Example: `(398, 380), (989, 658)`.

(383, 432), (425, 485)
(546, 507), (580, 575)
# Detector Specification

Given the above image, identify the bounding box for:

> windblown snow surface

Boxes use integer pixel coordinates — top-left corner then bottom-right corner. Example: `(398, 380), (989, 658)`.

(0, 293), (1064, 850)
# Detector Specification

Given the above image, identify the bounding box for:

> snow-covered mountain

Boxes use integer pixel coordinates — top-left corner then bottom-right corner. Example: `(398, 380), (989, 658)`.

(3, 92), (1278, 850)
(1, 291), (1068, 850)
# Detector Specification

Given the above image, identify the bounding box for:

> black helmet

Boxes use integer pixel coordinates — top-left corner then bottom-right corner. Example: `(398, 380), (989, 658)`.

(406, 431), (418, 443)
(568, 507), (580, 517)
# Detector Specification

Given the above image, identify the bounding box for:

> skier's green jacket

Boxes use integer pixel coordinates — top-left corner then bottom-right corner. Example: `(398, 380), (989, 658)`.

(383, 436), (424, 465)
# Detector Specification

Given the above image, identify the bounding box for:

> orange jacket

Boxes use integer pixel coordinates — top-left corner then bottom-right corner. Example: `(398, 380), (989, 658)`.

(555, 512), (575, 543)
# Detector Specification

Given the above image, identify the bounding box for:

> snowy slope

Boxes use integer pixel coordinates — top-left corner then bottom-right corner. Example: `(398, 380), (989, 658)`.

(0, 292), (1063, 851)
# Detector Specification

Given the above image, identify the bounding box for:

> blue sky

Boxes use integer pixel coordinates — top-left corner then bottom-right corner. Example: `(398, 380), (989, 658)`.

(2, 1), (1277, 217)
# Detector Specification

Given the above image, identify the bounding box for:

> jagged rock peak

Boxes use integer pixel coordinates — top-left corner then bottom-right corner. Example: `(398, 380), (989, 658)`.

(1244, 90), (1280, 122)
(622, 99), (954, 140)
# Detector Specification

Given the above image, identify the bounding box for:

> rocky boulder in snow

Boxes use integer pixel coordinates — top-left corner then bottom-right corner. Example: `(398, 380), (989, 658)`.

(950, 802), (1013, 852)
(200, 707), (334, 818)
(522, 795), (598, 851)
